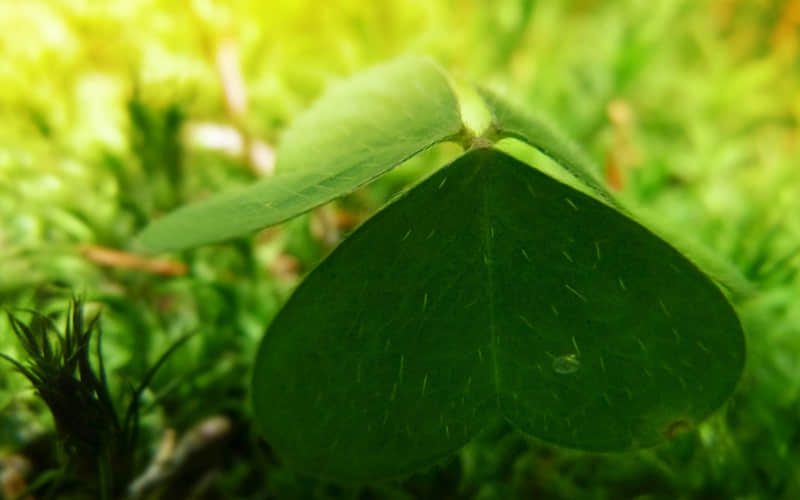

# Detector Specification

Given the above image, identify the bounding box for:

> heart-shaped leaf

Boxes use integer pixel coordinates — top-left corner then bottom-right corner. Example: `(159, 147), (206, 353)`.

(137, 57), (463, 251)
(252, 148), (745, 481)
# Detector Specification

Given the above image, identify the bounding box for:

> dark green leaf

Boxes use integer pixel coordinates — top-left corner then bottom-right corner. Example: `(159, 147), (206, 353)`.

(252, 148), (744, 481)
(137, 57), (463, 251)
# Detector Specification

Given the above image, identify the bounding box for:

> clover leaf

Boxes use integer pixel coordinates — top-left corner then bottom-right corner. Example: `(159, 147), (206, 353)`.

(137, 57), (745, 482)
(251, 148), (744, 481)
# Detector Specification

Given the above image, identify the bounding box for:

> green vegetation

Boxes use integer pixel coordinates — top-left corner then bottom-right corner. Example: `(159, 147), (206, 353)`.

(251, 146), (744, 481)
(1, 299), (190, 499)
(1, 1), (799, 498)
(137, 57), (464, 251)
(139, 56), (744, 480)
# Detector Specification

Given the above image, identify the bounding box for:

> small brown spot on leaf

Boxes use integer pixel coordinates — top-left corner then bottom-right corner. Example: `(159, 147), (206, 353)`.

(664, 419), (692, 441)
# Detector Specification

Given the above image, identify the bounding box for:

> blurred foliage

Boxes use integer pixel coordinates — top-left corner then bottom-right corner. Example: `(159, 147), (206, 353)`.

(0, 0), (799, 498)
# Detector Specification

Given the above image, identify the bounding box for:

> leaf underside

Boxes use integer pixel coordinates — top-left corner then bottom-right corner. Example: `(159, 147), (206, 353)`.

(479, 87), (619, 208)
(137, 57), (463, 252)
(252, 148), (745, 481)
(480, 87), (753, 297)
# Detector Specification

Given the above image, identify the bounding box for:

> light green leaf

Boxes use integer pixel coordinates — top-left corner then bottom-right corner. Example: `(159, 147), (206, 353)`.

(137, 57), (463, 251)
(252, 148), (744, 481)
(480, 87), (752, 298)
(479, 86), (620, 208)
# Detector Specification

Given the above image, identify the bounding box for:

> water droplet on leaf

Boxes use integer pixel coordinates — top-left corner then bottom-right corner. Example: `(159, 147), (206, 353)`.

(552, 354), (580, 374)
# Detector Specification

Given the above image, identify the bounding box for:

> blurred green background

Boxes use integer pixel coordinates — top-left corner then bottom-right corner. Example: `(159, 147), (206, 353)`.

(1, 0), (799, 498)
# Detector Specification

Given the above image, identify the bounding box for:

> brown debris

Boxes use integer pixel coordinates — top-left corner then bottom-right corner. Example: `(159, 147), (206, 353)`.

(0, 454), (33, 500)
(268, 253), (301, 282)
(127, 416), (233, 500)
(80, 244), (188, 276)
(604, 98), (641, 191)
(311, 205), (361, 247)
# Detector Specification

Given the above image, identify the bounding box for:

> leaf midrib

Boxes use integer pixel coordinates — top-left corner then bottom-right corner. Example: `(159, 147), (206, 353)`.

(478, 159), (502, 409)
